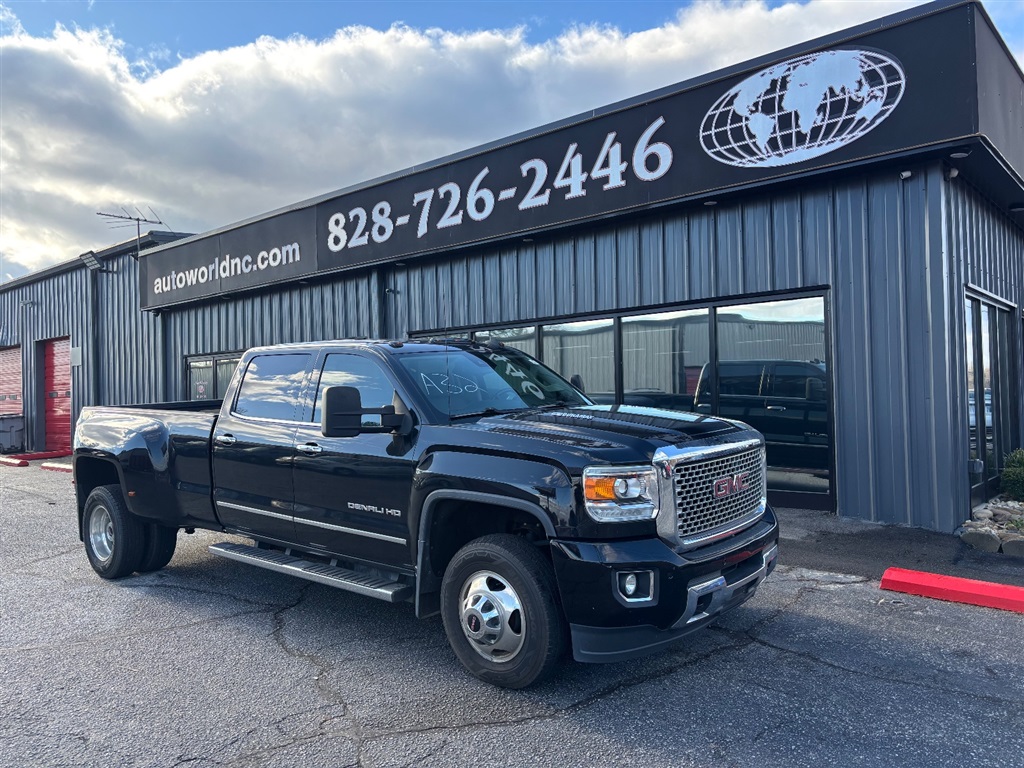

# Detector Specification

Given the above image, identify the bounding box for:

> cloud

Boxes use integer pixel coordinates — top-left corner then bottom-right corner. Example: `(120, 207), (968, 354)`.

(3, 0), (1011, 282)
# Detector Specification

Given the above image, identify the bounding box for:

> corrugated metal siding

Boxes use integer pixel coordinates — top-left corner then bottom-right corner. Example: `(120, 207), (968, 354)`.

(98, 253), (161, 406)
(385, 203), (836, 336)
(0, 266), (92, 450)
(162, 272), (380, 400)
(384, 162), (1022, 532)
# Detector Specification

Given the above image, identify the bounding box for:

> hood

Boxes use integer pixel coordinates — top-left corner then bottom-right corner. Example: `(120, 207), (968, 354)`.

(454, 404), (744, 466)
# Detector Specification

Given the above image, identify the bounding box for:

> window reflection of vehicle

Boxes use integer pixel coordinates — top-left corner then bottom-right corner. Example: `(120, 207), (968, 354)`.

(694, 360), (829, 471)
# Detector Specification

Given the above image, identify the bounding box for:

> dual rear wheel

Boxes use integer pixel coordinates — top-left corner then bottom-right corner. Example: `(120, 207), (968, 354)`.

(83, 484), (177, 579)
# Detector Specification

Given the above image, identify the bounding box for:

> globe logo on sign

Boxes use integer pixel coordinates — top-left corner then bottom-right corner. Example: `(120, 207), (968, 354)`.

(700, 49), (905, 168)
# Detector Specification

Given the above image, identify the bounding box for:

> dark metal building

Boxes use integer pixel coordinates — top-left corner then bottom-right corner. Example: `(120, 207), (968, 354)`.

(2, 0), (1021, 533)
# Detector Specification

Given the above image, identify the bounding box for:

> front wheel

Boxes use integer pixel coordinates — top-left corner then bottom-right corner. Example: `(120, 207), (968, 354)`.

(440, 534), (567, 689)
(83, 484), (146, 579)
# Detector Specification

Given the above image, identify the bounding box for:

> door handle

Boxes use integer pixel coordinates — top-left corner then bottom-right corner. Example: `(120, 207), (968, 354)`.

(296, 443), (323, 455)
(214, 434), (237, 446)
(766, 406), (787, 411)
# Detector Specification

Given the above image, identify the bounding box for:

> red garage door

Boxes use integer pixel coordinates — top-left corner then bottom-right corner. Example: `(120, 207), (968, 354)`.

(0, 346), (22, 416)
(43, 338), (71, 451)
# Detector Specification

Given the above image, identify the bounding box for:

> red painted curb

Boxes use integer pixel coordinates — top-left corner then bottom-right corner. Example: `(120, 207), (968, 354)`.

(0, 456), (29, 467)
(40, 462), (73, 473)
(880, 567), (1024, 614)
(9, 451), (71, 461)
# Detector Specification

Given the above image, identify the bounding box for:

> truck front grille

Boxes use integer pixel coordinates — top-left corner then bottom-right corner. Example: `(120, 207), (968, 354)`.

(674, 447), (765, 543)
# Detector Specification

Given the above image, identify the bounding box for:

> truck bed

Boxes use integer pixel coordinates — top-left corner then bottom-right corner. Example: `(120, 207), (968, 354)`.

(75, 404), (220, 528)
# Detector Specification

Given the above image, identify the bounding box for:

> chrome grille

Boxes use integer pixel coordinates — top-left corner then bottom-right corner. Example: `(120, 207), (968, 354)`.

(674, 447), (764, 541)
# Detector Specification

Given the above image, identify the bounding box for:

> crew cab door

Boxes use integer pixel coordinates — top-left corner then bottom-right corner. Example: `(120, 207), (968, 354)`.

(291, 352), (416, 567)
(212, 352), (312, 542)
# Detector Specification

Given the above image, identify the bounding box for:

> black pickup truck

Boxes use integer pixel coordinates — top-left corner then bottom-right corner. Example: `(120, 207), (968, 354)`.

(74, 339), (778, 688)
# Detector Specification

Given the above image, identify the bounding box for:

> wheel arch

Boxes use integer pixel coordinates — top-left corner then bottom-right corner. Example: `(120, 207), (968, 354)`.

(414, 489), (556, 618)
(74, 456), (124, 541)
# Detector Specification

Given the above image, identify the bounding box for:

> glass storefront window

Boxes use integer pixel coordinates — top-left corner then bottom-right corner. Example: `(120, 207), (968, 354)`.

(187, 355), (242, 401)
(473, 326), (538, 357)
(188, 360), (214, 400)
(622, 309), (708, 411)
(415, 293), (834, 502)
(216, 359), (239, 397)
(541, 319), (615, 403)
(715, 297), (829, 496)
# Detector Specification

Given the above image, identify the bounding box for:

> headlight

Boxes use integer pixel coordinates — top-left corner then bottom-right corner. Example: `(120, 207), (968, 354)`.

(582, 465), (659, 522)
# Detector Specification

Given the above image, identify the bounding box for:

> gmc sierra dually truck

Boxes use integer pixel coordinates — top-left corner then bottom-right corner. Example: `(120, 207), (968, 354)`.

(74, 339), (778, 688)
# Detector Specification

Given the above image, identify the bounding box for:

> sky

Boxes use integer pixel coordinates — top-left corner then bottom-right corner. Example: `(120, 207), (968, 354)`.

(1, 0), (1022, 283)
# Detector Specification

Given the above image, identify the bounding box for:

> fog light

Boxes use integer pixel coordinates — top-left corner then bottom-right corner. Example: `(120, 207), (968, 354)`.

(623, 573), (638, 596)
(616, 570), (654, 602)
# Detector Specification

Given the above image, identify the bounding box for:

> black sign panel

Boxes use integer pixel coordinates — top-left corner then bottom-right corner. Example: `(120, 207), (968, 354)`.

(142, 208), (317, 308)
(142, 4), (979, 309)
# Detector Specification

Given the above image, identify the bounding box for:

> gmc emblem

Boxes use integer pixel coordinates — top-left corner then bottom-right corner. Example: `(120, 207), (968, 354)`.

(713, 472), (751, 499)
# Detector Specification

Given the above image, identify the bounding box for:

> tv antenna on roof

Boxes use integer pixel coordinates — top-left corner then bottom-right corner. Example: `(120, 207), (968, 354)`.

(96, 207), (166, 261)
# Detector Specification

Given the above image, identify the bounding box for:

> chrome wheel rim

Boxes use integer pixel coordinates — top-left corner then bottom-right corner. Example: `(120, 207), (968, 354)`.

(88, 504), (114, 564)
(459, 570), (526, 663)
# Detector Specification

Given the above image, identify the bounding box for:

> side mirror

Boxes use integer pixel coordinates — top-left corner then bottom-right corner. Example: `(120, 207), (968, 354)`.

(322, 386), (364, 438)
(806, 377), (827, 402)
(569, 374), (585, 393)
(321, 386), (413, 438)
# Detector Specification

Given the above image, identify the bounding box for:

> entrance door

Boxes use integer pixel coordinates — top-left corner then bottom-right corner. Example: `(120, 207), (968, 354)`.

(965, 297), (1017, 505)
(43, 338), (71, 452)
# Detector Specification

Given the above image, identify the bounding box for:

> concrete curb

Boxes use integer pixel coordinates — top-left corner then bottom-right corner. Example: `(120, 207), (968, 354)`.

(40, 462), (73, 474)
(9, 451), (71, 461)
(880, 567), (1024, 614)
(0, 456), (29, 467)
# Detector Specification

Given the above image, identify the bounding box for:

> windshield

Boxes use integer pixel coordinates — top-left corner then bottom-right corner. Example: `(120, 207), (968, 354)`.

(394, 344), (591, 419)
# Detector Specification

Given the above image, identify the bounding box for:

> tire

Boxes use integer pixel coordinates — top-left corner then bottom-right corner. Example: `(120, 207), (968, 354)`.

(137, 523), (178, 573)
(83, 484), (146, 579)
(441, 534), (567, 689)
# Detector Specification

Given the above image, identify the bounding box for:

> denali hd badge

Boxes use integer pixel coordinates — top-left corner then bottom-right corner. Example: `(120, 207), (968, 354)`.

(700, 49), (905, 168)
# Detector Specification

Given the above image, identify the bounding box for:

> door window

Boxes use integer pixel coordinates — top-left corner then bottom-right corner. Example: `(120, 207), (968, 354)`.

(313, 355), (395, 424)
(233, 354), (310, 421)
(771, 362), (826, 399)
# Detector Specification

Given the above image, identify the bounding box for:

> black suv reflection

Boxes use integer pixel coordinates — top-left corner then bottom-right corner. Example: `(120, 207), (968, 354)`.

(694, 360), (829, 471)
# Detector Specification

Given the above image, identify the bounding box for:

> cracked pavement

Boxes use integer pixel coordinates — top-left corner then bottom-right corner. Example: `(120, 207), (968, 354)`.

(2, 464), (1022, 767)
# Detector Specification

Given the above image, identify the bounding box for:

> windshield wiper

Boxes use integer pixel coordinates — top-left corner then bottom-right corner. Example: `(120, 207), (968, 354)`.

(448, 407), (523, 421)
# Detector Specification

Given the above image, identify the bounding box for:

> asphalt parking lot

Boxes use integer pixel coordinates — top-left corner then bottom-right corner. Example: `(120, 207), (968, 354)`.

(2, 463), (1023, 768)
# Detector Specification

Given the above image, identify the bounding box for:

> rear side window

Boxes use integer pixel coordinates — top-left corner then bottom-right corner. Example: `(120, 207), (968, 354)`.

(233, 354), (310, 421)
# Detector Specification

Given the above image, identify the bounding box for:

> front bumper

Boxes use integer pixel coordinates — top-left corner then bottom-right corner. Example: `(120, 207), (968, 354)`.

(550, 507), (779, 663)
